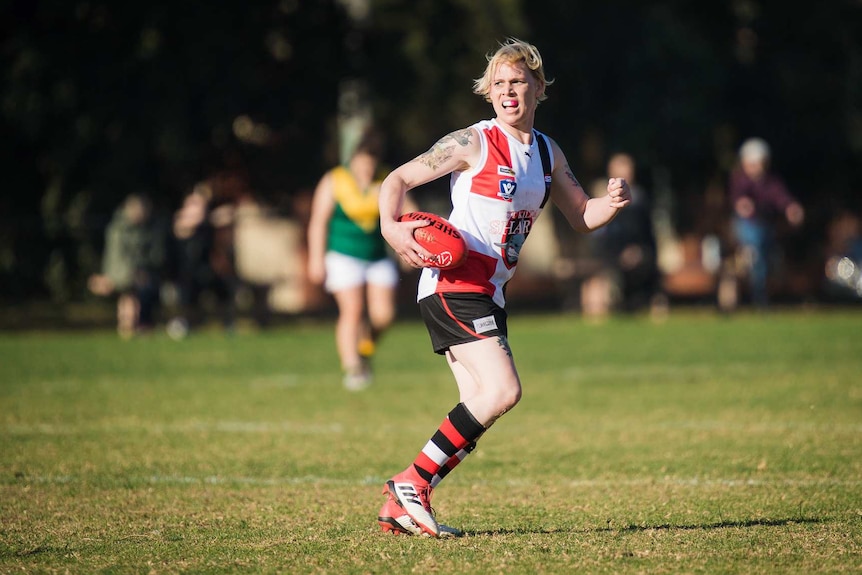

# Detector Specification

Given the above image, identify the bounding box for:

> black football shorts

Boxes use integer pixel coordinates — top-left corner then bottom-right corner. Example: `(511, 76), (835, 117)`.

(418, 292), (508, 354)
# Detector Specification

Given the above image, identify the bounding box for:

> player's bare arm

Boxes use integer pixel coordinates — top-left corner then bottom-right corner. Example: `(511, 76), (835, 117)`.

(563, 163), (582, 190)
(306, 172), (336, 284)
(380, 127), (478, 210)
(548, 141), (591, 233)
(549, 140), (630, 232)
(416, 128), (476, 172)
(379, 129), (477, 268)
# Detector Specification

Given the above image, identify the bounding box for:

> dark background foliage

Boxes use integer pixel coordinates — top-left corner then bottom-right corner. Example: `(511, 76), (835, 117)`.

(2, 0), (860, 303)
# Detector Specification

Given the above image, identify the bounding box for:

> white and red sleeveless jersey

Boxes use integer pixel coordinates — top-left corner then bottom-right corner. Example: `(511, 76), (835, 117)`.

(417, 119), (554, 307)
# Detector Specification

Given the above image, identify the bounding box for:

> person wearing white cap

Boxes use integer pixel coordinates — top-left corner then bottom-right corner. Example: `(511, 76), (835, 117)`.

(728, 137), (805, 307)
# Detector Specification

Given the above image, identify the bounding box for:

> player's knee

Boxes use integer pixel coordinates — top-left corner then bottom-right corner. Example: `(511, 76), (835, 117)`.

(371, 307), (395, 330)
(496, 380), (522, 413)
(337, 304), (364, 324)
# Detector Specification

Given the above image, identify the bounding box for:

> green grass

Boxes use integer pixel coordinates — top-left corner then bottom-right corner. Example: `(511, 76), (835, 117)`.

(1, 309), (861, 574)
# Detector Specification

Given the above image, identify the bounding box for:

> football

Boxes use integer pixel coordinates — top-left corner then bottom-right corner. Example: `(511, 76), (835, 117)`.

(398, 211), (468, 270)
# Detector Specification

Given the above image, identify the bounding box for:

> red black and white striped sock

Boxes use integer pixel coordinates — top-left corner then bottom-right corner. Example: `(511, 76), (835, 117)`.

(411, 403), (485, 485)
(429, 441), (478, 488)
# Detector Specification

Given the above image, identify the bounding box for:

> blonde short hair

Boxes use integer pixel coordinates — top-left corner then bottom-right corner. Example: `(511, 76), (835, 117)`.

(473, 38), (554, 103)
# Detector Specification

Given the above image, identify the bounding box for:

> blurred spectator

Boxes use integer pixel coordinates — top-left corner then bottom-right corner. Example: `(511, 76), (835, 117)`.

(726, 138), (804, 308)
(165, 185), (237, 339)
(582, 153), (662, 316)
(88, 193), (166, 338)
(306, 129), (399, 390)
(823, 210), (862, 301)
(232, 191), (301, 326)
(208, 198), (239, 328)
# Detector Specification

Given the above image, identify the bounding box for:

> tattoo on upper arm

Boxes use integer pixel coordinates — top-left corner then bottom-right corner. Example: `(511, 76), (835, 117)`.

(563, 164), (582, 189)
(449, 129), (473, 147)
(417, 144), (454, 170)
(497, 335), (513, 358)
(417, 129), (473, 170)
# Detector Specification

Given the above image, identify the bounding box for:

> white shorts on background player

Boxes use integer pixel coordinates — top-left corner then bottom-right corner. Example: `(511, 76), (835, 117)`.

(324, 251), (398, 293)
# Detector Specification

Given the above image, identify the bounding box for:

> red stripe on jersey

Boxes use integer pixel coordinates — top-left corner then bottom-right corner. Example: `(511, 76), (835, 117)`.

(437, 250), (497, 296)
(439, 417), (469, 448)
(469, 124), (515, 199)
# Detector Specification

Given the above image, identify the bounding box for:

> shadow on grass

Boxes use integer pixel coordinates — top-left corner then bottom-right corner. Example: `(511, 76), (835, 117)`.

(467, 516), (822, 537)
(603, 516), (823, 533)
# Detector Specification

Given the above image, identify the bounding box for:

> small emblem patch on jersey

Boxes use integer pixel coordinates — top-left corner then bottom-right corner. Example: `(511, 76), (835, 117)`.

(498, 179), (517, 201)
(497, 166), (516, 177)
(473, 315), (498, 334)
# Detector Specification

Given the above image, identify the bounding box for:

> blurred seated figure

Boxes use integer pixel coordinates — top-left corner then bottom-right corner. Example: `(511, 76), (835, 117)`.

(582, 153), (661, 317)
(88, 193), (165, 338)
(726, 138), (804, 309)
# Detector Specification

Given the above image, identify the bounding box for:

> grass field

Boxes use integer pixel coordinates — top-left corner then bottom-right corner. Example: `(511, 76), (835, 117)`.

(1, 309), (861, 574)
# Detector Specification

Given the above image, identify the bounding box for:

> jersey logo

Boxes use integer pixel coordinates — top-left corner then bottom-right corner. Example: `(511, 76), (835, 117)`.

(498, 179), (517, 202)
(495, 210), (533, 268)
(497, 166), (516, 177)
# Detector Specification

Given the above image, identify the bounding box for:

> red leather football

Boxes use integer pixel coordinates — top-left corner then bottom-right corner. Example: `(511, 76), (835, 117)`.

(398, 211), (468, 270)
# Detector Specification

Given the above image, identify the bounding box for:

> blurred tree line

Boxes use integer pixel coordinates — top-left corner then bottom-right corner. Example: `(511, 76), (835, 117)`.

(1, 0), (860, 304)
